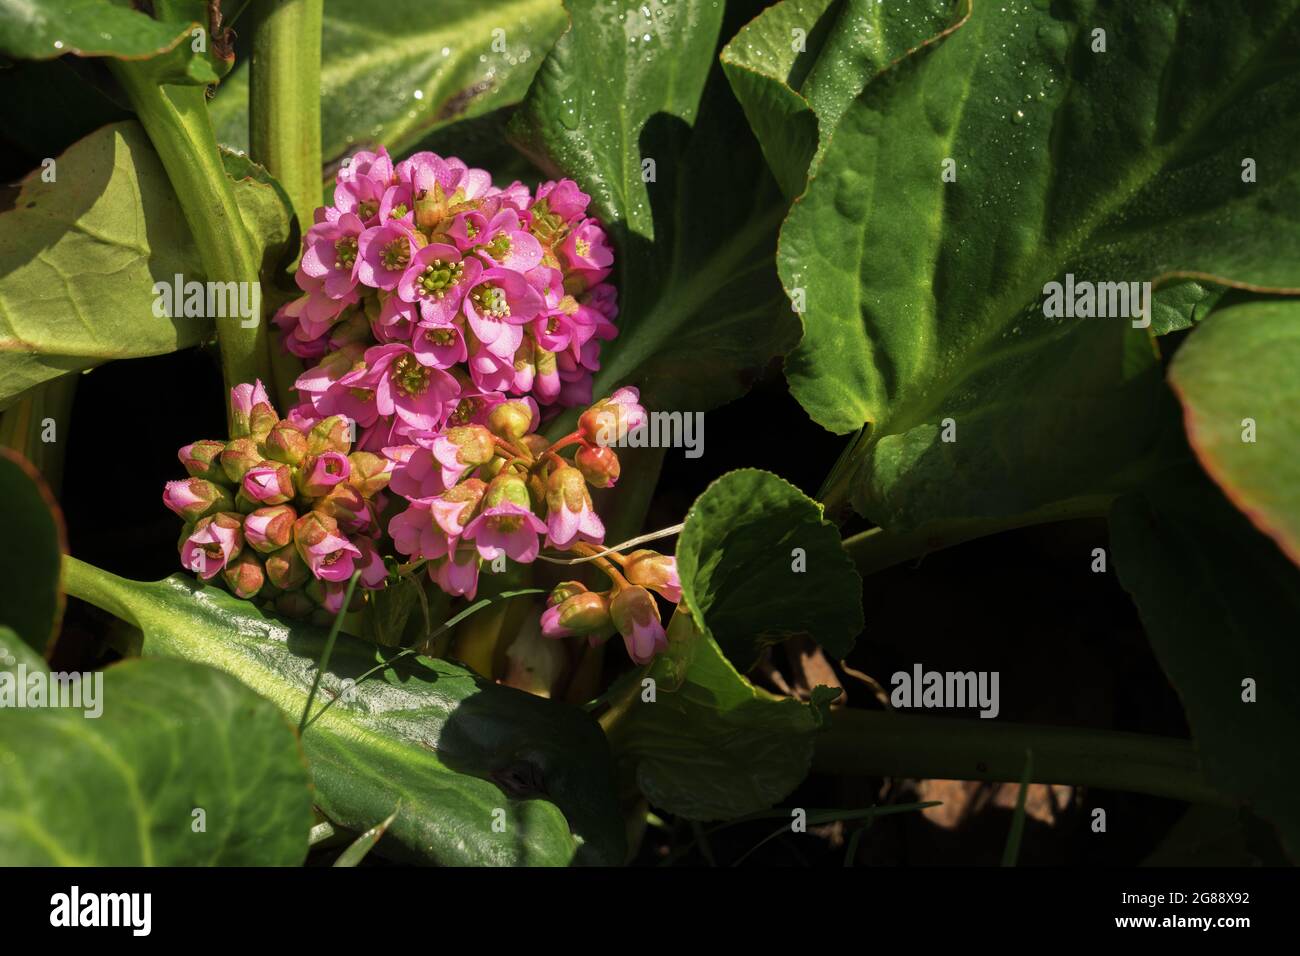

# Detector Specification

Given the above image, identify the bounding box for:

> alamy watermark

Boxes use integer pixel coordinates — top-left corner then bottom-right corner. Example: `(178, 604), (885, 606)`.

(153, 274), (261, 328)
(890, 664), (1000, 719)
(0, 647), (103, 718)
(597, 411), (704, 458)
(1042, 273), (1151, 328)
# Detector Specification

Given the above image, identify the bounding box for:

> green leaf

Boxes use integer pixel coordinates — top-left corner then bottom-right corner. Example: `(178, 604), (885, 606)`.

(331, 807), (399, 867)
(721, 0), (955, 198)
(0, 0), (229, 85)
(677, 468), (862, 670)
(604, 609), (837, 821)
(776, 0), (1300, 529)
(1169, 299), (1300, 567)
(0, 121), (293, 410)
(0, 450), (64, 655)
(220, 148), (297, 277)
(63, 559), (626, 866)
(513, 2), (799, 431)
(0, 657), (313, 865)
(209, 0), (568, 165)
(1111, 470), (1300, 860)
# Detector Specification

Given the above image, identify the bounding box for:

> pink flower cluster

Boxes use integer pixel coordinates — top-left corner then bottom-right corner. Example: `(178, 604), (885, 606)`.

(275, 147), (617, 451)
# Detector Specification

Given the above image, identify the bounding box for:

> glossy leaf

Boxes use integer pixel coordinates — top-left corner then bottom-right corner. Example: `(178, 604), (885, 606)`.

(775, 0), (1300, 529)
(677, 468), (862, 670)
(1111, 470), (1300, 860)
(0, 657), (313, 865)
(0, 450), (64, 655)
(604, 610), (837, 821)
(513, 1), (799, 431)
(0, 122), (293, 410)
(63, 559), (625, 866)
(722, 0), (954, 197)
(1170, 299), (1300, 567)
(0, 0), (230, 85)
(209, 0), (567, 166)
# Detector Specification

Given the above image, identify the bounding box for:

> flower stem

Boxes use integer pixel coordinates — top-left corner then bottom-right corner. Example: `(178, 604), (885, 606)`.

(108, 64), (271, 406)
(841, 495), (1114, 577)
(813, 708), (1230, 806)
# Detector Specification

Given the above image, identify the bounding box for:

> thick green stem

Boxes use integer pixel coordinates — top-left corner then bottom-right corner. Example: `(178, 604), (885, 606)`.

(814, 708), (1230, 807)
(108, 64), (270, 402)
(842, 494), (1113, 577)
(248, 0), (323, 411)
(0, 376), (78, 495)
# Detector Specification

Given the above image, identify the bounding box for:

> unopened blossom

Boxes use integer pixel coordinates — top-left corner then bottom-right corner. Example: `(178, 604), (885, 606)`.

(181, 513), (243, 580)
(578, 386), (648, 447)
(544, 465), (604, 549)
(163, 478), (232, 522)
(623, 550), (682, 604)
(610, 586), (668, 664)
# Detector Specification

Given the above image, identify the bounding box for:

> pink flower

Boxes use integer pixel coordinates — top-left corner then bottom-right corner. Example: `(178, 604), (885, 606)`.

(388, 500), (451, 561)
(356, 220), (419, 290)
(463, 268), (543, 360)
(181, 513), (243, 580)
(429, 478), (487, 536)
(397, 242), (481, 324)
(300, 451), (351, 497)
(303, 528), (362, 582)
(623, 550), (681, 604)
(242, 463), (294, 505)
(533, 180), (590, 222)
(353, 537), (390, 588)
(578, 386), (648, 447)
(610, 586), (668, 664)
(463, 502), (547, 563)
(361, 344), (461, 432)
(412, 321), (468, 368)
(477, 208), (544, 273)
(544, 466), (604, 549)
(431, 545), (480, 600)
(162, 478), (230, 522)
(429, 425), (495, 488)
(300, 213), (365, 298)
(244, 505), (297, 553)
(561, 219), (614, 277)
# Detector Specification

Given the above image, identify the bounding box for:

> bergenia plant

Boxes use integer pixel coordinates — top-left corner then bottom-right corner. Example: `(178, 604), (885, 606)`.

(1, 0), (1299, 886)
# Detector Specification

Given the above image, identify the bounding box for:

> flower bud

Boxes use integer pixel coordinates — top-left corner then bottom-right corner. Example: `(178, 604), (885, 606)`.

(347, 451), (393, 497)
(575, 443), (620, 488)
(546, 580), (588, 608)
(520, 434), (549, 458)
(243, 504), (297, 553)
(220, 437), (263, 484)
(163, 478), (233, 522)
(298, 451), (351, 498)
(264, 421), (309, 466)
(486, 399), (538, 442)
(230, 380), (275, 439)
(484, 470), (532, 511)
(275, 589), (315, 619)
(308, 414), (353, 455)
(222, 550), (266, 599)
(609, 585), (667, 664)
(315, 483), (374, 535)
(578, 386), (647, 448)
(178, 440), (228, 482)
(431, 424), (496, 487)
(544, 465), (604, 549)
(265, 544), (310, 591)
(180, 512), (244, 580)
(430, 478), (487, 536)
(243, 461), (295, 505)
(623, 550), (682, 603)
(541, 590), (611, 638)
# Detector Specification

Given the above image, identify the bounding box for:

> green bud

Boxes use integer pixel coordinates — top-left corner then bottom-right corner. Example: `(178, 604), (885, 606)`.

(575, 443), (620, 489)
(547, 580), (588, 608)
(265, 545), (310, 591)
(220, 437), (262, 483)
(222, 551), (266, 599)
(308, 415), (353, 455)
(265, 421), (309, 465)
(487, 399), (535, 442)
(347, 451), (392, 497)
(179, 440), (229, 483)
(484, 470), (531, 510)
(275, 590), (315, 619)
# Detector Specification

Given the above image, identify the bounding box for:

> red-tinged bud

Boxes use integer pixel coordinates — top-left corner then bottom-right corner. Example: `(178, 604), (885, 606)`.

(578, 386), (648, 448)
(520, 434), (549, 458)
(623, 550), (682, 604)
(315, 483), (374, 535)
(544, 465), (603, 549)
(308, 415), (353, 455)
(178, 440), (228, 482)
(222, 550), (266, 599)
(220, 437), (263, 483)
(575, 443), (620, 488)
(547, 580), (588, 608)
(265, 421), (309, 466)
(163, 478), (233, 522)
(179, 512), (244, 580)
(298, 451), (351, 498)
(487, 399), (538, 442)
(430, 478), (487, 536)
(609, 585), (667, 664)
(430, 425), (496, 486)
(249, 403), (279, 444)
(293, 509), (339, 554)
(243, 504), (297, 553)
(230, 380), (275, 439)
(347, 451), (393, 497)
(243, 461), (296, 505)
(484, 470), (531, 511)
(265, 544), (310, 591)
(540, 590), (611, 638)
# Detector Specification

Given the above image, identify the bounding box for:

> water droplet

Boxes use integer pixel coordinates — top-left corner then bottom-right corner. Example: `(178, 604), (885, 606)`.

(1012, 109), (1026, 124)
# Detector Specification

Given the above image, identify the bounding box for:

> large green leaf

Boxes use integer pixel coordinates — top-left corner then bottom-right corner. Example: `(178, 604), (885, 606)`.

(0, 451), (64, 656)
(63, 559), (625, 866)
(513, 1), (799, 431)
(677, 468), (862, 670)
(0, 121), (292, 410)
(1169, 299), (1300, 567)
(721, 0), (956, 197)
(775, 0), (1300, 529)
(209, 0), (567, 166)
(0, 0), (231, 84)
(1111, 470), (1300, 860)
(0, 657), (313, 865)
(604, 610), (836, 821)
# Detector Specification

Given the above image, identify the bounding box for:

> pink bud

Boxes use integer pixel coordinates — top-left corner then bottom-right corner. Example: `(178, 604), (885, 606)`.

(243, 462), (295, 505)
(163, 478), (233, 522)
(610, 586), (667, 664)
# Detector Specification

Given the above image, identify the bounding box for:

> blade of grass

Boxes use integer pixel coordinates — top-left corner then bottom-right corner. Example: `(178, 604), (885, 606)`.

(1001, 749), (1034, 867)
(297, 569), (361, 733)
(332, 806), (400, 867)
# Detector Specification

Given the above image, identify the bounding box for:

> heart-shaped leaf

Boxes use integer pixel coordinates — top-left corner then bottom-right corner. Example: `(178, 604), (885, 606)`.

(511, 1), (800, 431)
(208, 0), (568, 167)
(0, 657), (313, 865)
(775, 0), (1300, 529)
(603, 609), (837, 821)
(1169, 299), (1300, 567)
(62, 558), (626, 866)
(677, 468), (862, 670)
(0, 121), (292, 410)
(0, 450), (65, 655)
(1111, 469), (1300, 860)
